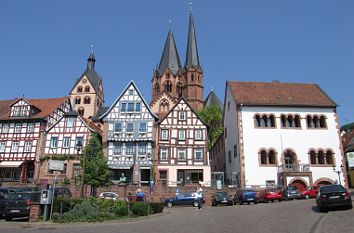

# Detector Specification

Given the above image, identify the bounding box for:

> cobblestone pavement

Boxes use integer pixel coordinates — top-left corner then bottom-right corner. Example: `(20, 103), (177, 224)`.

(0, 199), (353, 233)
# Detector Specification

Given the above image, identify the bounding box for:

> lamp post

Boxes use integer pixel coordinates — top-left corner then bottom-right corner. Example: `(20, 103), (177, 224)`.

(333, 164), (344, 185)
(74, 140), (85, 198)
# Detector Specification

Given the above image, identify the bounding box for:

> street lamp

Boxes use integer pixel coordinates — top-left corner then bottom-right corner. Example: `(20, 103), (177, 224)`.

(333, 164), (344, 185)
(74, 140), (85, 198)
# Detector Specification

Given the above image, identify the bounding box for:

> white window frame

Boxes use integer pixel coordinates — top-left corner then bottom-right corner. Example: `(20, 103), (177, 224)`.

(2, 124), (9, 133)
(114, 122), (122, 132)
(27, 123), (34, 133)
(138, 143), (147, 155)
(63, 137), (71, 148)
(127, 103), (135, 112)
(177, 148), (186, 161)
(24, 141), (32, 152)
(135, 103), (141, 112)
(11, 142), (19, 152)
(13, 107), (20, 116)
(66, 117), (74, 128)
(0, 142), (6, 152)
(20, 107), (27, 116)
(139, 122), (147, 133)
(160, 148), (168, 160)
(179, 130), (186, 141)
(126, 123), (134, 133)
(14, 123), (22, 133)
(50, 137), (58, 148)
(179, 111), (186, 121)
(161, 129), (169, 140)
(113, 143), (122, 155)
(126, 143), (135, 155)
(194, 148), (203, 161)
(195, 129), (202, 140)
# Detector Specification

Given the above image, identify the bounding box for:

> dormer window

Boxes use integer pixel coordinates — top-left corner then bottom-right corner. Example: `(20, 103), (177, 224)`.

(179, 111), (186, 121)
(13, 107), (20, 116)
(129, 89), (134, 95)
(20, 107), (27, 116)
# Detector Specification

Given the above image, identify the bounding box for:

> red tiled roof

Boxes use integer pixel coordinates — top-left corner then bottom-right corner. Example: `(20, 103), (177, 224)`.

(228, 81), (337, 107)
(0, 97), (69, 120)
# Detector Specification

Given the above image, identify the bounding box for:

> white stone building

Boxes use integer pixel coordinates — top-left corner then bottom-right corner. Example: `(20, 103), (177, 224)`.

(224, 81), (346, 190)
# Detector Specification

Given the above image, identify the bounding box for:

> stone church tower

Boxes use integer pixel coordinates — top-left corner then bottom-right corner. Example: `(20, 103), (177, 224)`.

(70, 50), (104, 119)
(151, 10), (203, 113)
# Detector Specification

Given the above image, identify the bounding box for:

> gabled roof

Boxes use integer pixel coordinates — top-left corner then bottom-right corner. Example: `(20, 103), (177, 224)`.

(227, 81), (337, 107)
(91, 106), (109, 122)
(204, 90), (223, 109)
(70, 52), (102, 95)
(157, 29), (181, 76)
(342, 129), (354, 152)
(158, 97), (209, 128)
(185, 11), (200, 68)
(0, 97), (70, 120)
(99, 81), (158, 120)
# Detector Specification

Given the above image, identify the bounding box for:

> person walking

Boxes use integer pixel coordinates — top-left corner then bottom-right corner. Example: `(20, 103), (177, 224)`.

(196, 185), (203, 210)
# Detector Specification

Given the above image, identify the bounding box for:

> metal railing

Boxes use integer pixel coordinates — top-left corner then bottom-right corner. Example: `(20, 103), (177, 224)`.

(277, 164), (311, 173)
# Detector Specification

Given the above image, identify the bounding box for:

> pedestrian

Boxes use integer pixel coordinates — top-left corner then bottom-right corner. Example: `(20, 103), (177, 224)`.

(196, 185), (203, 210)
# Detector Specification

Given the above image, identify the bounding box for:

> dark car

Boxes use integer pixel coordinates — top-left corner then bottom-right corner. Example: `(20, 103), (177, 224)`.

(233, 189), (257, 205)
(165, 192), (199, 208)
(283, 186), (301, 200)
(212, 192), (233, 206)
(0, 187), (18, 218)
(4, 191), (41, 221)
(48, 186), (72, 198)
(316, 184), (352, 212)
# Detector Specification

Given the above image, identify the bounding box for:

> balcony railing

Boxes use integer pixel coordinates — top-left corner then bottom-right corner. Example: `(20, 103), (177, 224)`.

(278, 164), (311, 173)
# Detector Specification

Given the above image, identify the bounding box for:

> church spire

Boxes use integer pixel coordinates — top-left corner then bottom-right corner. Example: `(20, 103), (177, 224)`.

(185, 9), (200, 68)
(87, 45), (96, 70)
(157, 24), (181, 76)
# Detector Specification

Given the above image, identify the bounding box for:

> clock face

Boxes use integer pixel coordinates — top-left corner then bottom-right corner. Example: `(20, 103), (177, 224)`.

(82, 79), (87, 84)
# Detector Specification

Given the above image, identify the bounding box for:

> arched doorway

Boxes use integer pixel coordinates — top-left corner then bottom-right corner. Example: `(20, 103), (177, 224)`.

(291, 179), (307, 191)
(317, 180), (332, 186)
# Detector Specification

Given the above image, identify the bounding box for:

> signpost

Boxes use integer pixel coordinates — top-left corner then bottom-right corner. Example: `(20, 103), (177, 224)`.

(48, 160), (64, 221)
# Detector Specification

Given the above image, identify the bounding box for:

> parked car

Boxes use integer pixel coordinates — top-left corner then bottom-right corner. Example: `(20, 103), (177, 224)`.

(212, 192), (233, 206)
(0, 187), (18, 218)
(233, 189), (257, 205)
(165, 192), (200, 208)
(258, 188), (283, 203)
(316, 184), (352, 212)
(99, 192), (119, 200)
(47, 186), (72, 198)
(4, 191), (41, 221)
(283, 186), (301, 200)
(300, 186), (319, 199)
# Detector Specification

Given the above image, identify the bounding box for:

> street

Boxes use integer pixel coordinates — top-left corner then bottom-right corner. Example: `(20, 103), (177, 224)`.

(0, 199), (353, 233)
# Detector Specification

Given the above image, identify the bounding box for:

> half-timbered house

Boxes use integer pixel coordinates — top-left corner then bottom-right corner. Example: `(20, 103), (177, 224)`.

(0, 97), (71, 183)
(100, 81), (158, 185)
(156, 98), (211, 187)
(38, 110), (102, 185)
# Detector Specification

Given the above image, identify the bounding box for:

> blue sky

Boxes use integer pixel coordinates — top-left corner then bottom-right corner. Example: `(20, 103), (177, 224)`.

(1, 1), (353, 125)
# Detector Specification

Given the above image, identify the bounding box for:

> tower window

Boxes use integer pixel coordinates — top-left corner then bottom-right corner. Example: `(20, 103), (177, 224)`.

(84, 96), (91, 104)
(78, 108), (84, 116)
(77, 86), (83, 93)
(75, 97), (81, 105)
(164, 81), (172, 93)
(177, 82), (183, 97)
(85, 86), (90, 92)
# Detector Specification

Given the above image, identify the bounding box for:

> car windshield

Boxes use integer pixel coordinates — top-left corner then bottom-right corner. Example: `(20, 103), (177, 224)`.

(288, 186), (297, 190)
(320, 185), (345, 193)
(11, 193), (31, 200)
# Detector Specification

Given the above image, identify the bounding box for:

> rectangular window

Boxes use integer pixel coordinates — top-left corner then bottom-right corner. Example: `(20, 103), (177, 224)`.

(127, 103), (135, 112)
(178, 148), (186, 161)
(161, 129), (169, 140)
(129, 89), (134, 95)
(179, 111), (186, 120)
(2, 124), (9, 133)
(113, 143), (122, 155)
(159, 171), (167, 186)
(20, 107), (27, 116)
(179, 130), (186, 140)
(0, 142), (6, 152)
(14, 123), (22, 133)
(135, 103), (141, 112)
(139, 122), (147, 132)
(50, 137), (58, 148)
(234, 145), (237, 158)
(24, 141), (32, 152)
(75, 137), (84, 149)
(121, 103), (127, 112)
(126, 143), (135, 155)
(63, 137), (71, 148)
(27, 123), (34, 133)
(138, 143), (146, 155)
(194, 149), (203, 161)
(195, 129), (202, 140)
(126, 123), (134, 133)
(114, 122), (122, 132)
(13, 107), (20, 116)
(228, 151), (231, 163)
(11, 142), (19, 152)
(160, 148), (168, 160)
(66, 117), (74, 128)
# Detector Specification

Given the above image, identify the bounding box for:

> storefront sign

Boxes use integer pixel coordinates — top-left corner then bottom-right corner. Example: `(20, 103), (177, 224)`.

(48, 160), (64, 171)
(347, 152), (354, 168)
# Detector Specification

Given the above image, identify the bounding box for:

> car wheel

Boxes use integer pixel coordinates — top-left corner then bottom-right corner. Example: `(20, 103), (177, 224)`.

(254, 201), (258, 204)
(193, 201), (199, 207)
(305, 195), (310, 199)
(278, 199), (282, 202)
(247, 202), (250, 205)
(212, 201), (216, 206)
(348, 204), (353, 210)
(166, 202), (173, 208)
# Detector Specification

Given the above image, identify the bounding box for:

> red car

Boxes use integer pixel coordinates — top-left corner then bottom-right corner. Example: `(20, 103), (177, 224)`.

(258, 188), (283, 203)
(300, 186), (319, 199)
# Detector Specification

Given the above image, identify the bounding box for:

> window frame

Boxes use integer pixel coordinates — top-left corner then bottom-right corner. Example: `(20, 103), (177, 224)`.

(178, 111), (186, 121)
(63, 137), (71, 148)
(11, 142), (19, 152)
(194, 148), (203, 161)
(195, 129), (202, 140)
(50, 137), (58, 148)
(177, 148), (186, 161)
(139, 122), (147, 133)
(178, 129), (186, 141)
(160, 148), (168, 161)
(24, 141), (32, 152)
(161, 129), (169, 141)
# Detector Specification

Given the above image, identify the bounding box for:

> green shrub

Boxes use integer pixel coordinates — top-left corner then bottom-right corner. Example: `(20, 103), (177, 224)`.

(53, 198), (84, 214)
(149, 202), (164, 214)
(131, 202), (149, 216)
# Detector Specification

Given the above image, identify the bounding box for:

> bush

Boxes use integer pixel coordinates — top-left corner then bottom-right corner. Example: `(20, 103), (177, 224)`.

(131, 202), (149, 216)
(53, 198), (84, 214)
(149, 202), (164, 214)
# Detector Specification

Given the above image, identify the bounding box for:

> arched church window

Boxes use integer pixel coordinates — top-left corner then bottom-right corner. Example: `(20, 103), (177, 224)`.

(77, 86), (83, 93)
(75, 97), (81, 105)
(164, 81), (172, 93)
(84, 96), (91, 104)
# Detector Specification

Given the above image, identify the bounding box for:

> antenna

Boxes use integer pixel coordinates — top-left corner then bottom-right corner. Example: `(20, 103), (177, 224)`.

(168, 20), (172, 30)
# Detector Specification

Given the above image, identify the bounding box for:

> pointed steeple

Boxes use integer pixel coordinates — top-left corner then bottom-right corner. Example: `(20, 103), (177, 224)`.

(158, 27), (181, 76)
(185, 10), (200, 68)
(87, 45), (96, 70)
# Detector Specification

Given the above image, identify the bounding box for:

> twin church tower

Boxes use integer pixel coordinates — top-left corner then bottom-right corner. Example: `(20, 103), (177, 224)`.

(70, 9), (204, 119)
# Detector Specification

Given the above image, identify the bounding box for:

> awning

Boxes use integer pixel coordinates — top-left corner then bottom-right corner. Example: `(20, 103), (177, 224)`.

(0, 161), (24, 167)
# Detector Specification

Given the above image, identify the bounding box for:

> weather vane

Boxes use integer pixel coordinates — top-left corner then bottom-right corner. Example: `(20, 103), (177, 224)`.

(168, 20), (172, 30)
(90, 44), (94, 53)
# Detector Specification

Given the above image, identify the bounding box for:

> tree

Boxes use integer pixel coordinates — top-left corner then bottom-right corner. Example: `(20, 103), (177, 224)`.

(81, 132), (111, 196)
(341, 122), (354, 133)
(197, 105), (224, 151)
